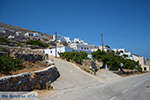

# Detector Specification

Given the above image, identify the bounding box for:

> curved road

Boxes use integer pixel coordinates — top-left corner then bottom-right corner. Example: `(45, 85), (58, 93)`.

(39, 58), (150, 100)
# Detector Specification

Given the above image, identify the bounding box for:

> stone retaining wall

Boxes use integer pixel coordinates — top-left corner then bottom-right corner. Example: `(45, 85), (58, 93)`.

(15, 54), (45, 62)
(0, 65), (60, 91)
(0, 45), (43, 54)
(113, 70), (139, 75)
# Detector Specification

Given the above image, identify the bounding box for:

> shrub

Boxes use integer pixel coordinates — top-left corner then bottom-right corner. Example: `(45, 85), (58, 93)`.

(59, 50), (90, 64)
(0, 36), (10, 44)
(92, 49), (142, 71)
(0, 55), (24, 74)
(26, 40), (49, 47)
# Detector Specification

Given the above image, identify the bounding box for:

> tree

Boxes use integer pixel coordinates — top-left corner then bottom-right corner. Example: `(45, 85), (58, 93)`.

(122, 54), (128, 58)
(105, 45), (110, 48)
(91, 49), (142, 72)
(91, 49), (106, 61)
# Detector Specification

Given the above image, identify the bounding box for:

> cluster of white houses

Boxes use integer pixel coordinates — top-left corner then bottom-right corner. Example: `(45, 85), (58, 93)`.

(0, 27), (47, 39)
(44, 34), (150, 71)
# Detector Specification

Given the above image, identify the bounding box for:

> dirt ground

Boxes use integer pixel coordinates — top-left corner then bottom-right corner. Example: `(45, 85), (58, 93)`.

(0, 60), (49, 77)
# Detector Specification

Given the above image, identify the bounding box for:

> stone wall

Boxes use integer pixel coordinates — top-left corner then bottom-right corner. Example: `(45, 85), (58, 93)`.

(113, 70), (139, 75)
(15, 54), (45, 62)
(0, 52), (7, 57)
(0, 45), (46, 62)
(82, 60), (98, 70)
(0, 45), (43, 54)
(0, 65), (60, 91)
(9, 47), (43, 54)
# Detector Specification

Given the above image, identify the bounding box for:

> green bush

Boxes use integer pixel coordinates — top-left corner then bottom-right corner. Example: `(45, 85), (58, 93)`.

(0, 55), (24, 74)
(17, 43), (23, 47)
(136, 65), (142, 72)
(26, 40), (49, 47)
(0, 36), (10, 44)
(91, 49), (142, 72)
(59, 50), (90, 64)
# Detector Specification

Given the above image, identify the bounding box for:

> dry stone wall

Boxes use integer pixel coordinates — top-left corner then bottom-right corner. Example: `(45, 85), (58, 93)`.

(15, 54), (45, 62)
(0, 65), (60, 91)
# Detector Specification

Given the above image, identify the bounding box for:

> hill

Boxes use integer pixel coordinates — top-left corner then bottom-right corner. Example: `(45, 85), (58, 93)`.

(0, 23), (52, 38)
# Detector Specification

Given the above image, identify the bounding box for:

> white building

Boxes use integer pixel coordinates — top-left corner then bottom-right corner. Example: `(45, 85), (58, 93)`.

(91, 46), (111, 52)
(64, 37), (72, 43)
(73, 38), (88, 45)
(69, 43), (96, 51)
(44, 44), (93, 57)
(8, 35), (15, 39)
(44, 46), (74, 57)
(53, 35), (72, 43)
(24, 32), (39, 37)
(0, 28), (6, 33)
(112, 48), (150, 71)
(16, 31), (22, 36)
(133, 56), (150, 71)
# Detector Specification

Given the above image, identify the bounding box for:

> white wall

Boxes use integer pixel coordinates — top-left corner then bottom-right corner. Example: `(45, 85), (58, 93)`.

(44, 47), (74, 57)
(44, 46), (93, 57)
(70, 43), (96, 50)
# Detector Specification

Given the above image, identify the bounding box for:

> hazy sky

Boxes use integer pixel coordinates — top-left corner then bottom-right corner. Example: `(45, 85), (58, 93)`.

(0, 0), (150, 59)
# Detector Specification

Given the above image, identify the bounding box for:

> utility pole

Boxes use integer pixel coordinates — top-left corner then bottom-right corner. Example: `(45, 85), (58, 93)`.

(55, 32), (57, 57)
(101, 33), (103, 50)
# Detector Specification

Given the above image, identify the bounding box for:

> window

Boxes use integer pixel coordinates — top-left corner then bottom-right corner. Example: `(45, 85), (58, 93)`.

(84, 47), (86, 49)
(50, 51), (52, 53)
(81, 47), (83, 49)
(43, 51), (45, 53)
(87, 48), (89, 49)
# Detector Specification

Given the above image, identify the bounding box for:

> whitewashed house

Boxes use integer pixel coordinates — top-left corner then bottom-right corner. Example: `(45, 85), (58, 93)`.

(24, 32), (39, 37)
(44, 43), (94, 57)
(0, 28), (6, 33)
(69, 43), (96, 50)
(73, 38), (88, 44)
(16, 31), (22, 36)
(91, 46), (111, 52)
(133, 55), (150, 71)
(8, 35), (15, 39)
(64, 37), (72, 43)
(112, 48), (150, 71)
(44, 46), (74, 57)
(53, 35), (72, 43)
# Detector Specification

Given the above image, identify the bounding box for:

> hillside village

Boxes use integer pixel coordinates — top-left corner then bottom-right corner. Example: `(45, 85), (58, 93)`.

(44, 34), (150, 72)
(0, 23), (150, 73)
(0, 23), (150, 92)
(0, 0), (149, 99)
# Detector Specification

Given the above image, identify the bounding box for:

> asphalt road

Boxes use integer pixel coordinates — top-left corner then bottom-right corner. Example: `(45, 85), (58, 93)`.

(51, 58), (102, 90)
(39, 58), (150, 100)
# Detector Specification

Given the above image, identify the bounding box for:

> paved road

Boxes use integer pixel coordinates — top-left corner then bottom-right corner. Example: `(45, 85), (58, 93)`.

(49, 73), (150, 100)
(39, 58), (150, 100)
(51, 58), (102, 90)
(39, 58), (103, 99)
(96, 69), (122, 82)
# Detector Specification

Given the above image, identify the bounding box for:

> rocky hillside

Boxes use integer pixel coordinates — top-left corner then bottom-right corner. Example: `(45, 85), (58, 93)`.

(0, 23), (52, 38)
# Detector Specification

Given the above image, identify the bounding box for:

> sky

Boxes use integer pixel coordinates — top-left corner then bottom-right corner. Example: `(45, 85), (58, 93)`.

(0, 0), (150, 59)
